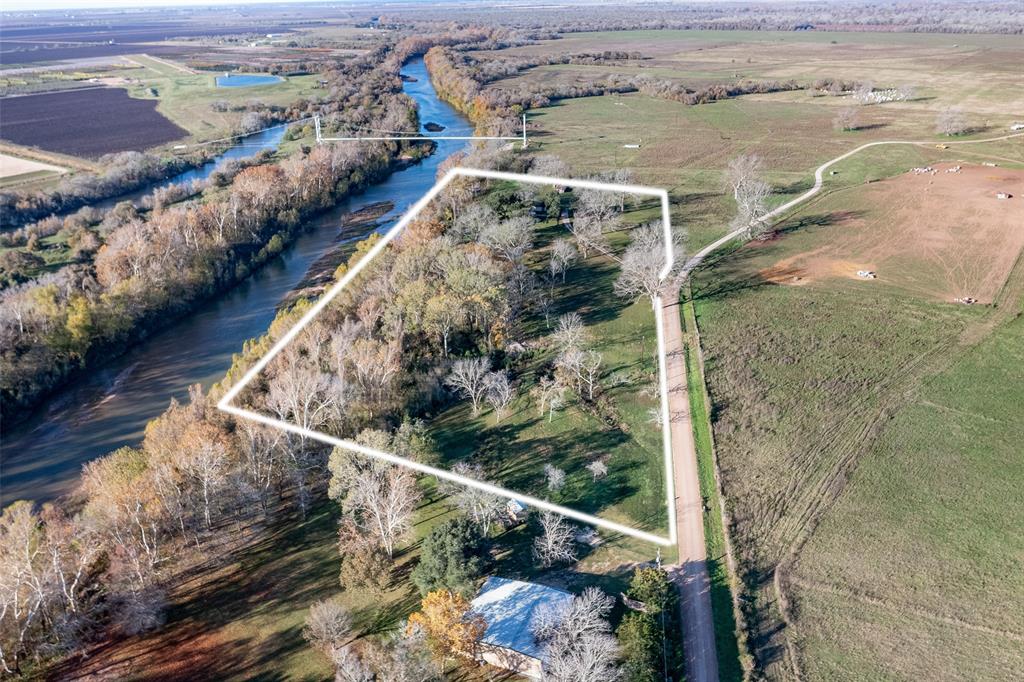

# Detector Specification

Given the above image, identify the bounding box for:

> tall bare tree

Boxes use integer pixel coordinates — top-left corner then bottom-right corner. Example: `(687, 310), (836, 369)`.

(936, 106), (969, 136)
(484, 370), (514, 423)
(533, 588), (621, 682)
(534, 511), (577, 567)
(445, 357), (491, 415)
(727, 154), (772, 240)
(614, 224), (668, 301)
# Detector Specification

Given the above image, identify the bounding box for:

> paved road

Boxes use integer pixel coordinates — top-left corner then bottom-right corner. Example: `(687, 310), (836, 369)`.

(662, 131), (1022, 682)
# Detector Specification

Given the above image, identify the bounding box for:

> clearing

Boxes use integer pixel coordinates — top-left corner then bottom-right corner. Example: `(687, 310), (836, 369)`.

(758, 163), (1024, 303)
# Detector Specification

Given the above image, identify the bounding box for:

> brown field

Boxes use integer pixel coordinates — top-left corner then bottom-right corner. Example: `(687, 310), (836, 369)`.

(0, 87), (187, 158)
(0, 152), (66, 183)
(760, 163), (1024, 302)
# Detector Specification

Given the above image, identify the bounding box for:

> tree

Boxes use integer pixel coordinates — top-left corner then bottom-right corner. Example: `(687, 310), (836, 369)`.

(531, 154), (572, 179)
(533, 587), (621, 682)
(581, 350), (603, 399)
(544, 464), (566, 492)
(534, 511), (577, 567)
(484, 370), (514, 423)
(339, 457), (421, 557)
(614, 224), (667, 301)
(303, 599), (354, 655)
(617, 567), (674, 682)
(406, 590), (486, 674)
(834, 106), (859, 131)
(726, 154), (772, 240)
(586, 460), (608, 481)
(444, 462), (506, 534)
(553, 312), (590, 352)
(364, 622), (439, 682)
(569, 213), (613, 259)
(852, 81), (874, 104)
(411, 518), (486, 597)
(479, 215), (533, 263)
(533, 376), (567, 423)
(936, 106), (969, 136)
(549, 238), (578, 282)
(445, 357), (491, 415)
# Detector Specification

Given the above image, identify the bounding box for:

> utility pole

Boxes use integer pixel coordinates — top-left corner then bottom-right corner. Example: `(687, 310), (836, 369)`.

(314, 115), (322, 144)
(521, 113), (528, 149)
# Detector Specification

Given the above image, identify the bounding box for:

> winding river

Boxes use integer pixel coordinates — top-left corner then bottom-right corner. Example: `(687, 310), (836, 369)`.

(0, 58), (473, 505)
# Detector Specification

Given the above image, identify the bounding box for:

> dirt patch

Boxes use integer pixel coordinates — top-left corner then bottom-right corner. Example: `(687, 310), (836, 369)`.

(761, 163), (1024, 303)
(0, 152), (65, 179)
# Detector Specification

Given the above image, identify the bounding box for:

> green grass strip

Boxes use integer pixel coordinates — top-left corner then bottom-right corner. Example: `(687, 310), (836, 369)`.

(682, 294), (746, 682)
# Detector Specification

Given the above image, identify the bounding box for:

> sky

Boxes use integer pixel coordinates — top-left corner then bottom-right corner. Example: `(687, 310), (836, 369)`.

(4, 0), (316, 11)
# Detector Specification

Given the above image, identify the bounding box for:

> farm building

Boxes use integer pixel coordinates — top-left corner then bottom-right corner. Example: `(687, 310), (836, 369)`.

(470, 576), (573, 680)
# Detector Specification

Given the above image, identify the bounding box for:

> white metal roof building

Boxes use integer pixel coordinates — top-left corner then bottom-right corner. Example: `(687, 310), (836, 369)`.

(470, 576), (573, 680)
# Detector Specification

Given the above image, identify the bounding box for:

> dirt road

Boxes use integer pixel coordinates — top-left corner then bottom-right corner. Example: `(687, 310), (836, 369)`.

(662, 298), (720, 682)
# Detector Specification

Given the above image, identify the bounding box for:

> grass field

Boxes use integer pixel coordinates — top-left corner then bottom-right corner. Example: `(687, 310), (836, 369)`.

(687, 165), (1024, 679)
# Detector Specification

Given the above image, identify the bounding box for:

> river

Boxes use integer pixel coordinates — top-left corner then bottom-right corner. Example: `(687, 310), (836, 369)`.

(0, 57), (473, 505)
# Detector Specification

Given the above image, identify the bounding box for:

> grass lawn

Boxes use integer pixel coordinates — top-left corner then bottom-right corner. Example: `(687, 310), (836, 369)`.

(428, 199), (672, 536)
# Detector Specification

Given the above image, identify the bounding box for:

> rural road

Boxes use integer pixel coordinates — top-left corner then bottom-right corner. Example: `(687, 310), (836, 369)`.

(662, 130), (1022, 682)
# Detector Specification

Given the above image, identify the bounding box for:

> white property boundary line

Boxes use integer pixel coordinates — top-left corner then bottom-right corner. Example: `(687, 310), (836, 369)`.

(218, 168), (679, 546)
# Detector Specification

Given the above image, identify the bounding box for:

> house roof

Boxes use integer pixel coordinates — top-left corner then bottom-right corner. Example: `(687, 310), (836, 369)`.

(471, 576), (573, 661)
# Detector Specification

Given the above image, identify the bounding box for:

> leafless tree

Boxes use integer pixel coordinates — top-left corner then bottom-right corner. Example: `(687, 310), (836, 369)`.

(549, 238), (578, 283)
(544, 464), (566, 492)
(444, 462), (505, 534)
(581, 351), (603, 399)
(484, 370), (514, 423)
(576, 188), (618, 223)
(586, 461), (608, 481)
(936, 106), (969, 136)
(853, 81), (875, 104)
(533, 587), (621, 682)
(445, 357), (491, 415)
(614, 224), (667, 301)
(181, 439), (229, 530)
(238, 421), (283, 511)
(343, 460), (421, 557)
(897, 84), (918, 101)
(553, 312), (590, 352)
(480, 216), (534, 263)
(332, 646), (375, 682)
(534, 511), (577, 567)
(835, 106), (859, 131)
(303, 599), (354, 654)
(533, 376), (565, 423)
(568, 213), (614, 259)
(452, 202), (497, 243)
(555, 347), (585, 393)
(531, 154), (573, 179)
(365, 622), (439, 682)
(727, 154), (772, 240)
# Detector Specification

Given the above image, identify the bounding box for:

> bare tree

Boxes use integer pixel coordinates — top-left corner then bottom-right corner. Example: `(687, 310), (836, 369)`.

(303, 599), (354, 654)
(727, 154), (772, 240)
(533, 587), (621, 682)
(586, 461), (608, 481)
(445, 357), (491, 415)
(553, 312), (590, 352)
(484, 370), (514, 423)
(853, 81), (875, 104)
(568, 213), (614, 259)
(480, 216), (534, 263)
(834, 106), (859, 131)
(343, 460), (421, 557)
(544, 464), (566, 492)
(581, 351), (602, 399)
(897, 84), (918, 101)
(533, 511), (577, 567)
(936, 106), (969, 136)
(576, 188), (618, 223)
(555, 347), (585, 394)
(614, 224), (667, 301)
(533, 376), (566, 423)
(444, 462), (505, 534)
(181, 439), (229, 530)
(549, 238), (578, 283)
(531, 154), (572, 179)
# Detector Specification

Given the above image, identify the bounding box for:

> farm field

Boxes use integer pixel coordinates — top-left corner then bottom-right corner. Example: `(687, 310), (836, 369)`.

(687, 150), (1024, 679)
(0, 87), (188, 158)
(0, 152), (65, 188)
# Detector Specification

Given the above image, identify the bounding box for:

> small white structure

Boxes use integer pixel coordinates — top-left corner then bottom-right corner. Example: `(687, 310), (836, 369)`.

(471, 577), (574, 680)
(983, 162), (999, 167)
(623, 143), (641, 149)
(574, 527), (603, 547)
(996, 192), (1011, 200)
(506, 499), (528, 523)
(1010, 123), (1024, 131)
(857, 270), (877, 279)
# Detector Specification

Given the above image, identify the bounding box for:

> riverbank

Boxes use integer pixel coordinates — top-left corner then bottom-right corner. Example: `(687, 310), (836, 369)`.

(1, 57), (475, 505)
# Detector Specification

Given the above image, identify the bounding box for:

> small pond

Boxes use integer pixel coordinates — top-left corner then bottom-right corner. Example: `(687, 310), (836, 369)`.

(215, 73), (283, 88)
